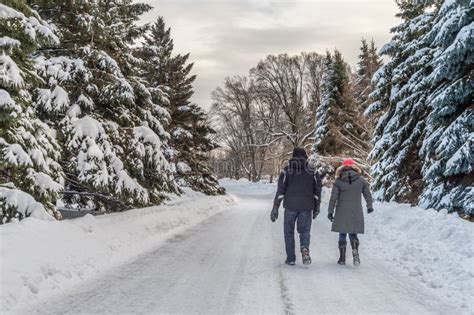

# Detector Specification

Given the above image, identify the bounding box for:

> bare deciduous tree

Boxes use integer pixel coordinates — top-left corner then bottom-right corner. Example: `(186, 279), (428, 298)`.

(211, 76), (273, 182)
(211, 53), (327, 181)
(251, 53), (325, 149)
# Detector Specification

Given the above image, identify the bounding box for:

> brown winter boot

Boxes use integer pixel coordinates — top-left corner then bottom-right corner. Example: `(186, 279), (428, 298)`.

(351, 239), (360, 266)
(337, 241), (346, 265)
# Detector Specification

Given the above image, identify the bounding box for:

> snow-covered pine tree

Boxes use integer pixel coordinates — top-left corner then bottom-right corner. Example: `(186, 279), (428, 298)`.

(366, 1), (436, 204)
(172, 103), (224, 195)
(30, 0), (176, 210)
(313, 51), (334, 156)
(0, 1), (63, 223)
(312, 50), (368, 177)
(355, 39), (382, 110)
(137, 17), (224, 195)
(419, 0), (473, 215)
(352, 39), (383, 161)
(102, 2), (180, 203)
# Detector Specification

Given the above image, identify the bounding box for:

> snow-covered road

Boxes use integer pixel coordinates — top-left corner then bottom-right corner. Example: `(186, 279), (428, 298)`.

(17, 181), (462, 314)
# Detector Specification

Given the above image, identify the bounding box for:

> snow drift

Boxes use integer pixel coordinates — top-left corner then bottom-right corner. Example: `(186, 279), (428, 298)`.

(0, 189), (236, 313)
(365, 203), (474, 311)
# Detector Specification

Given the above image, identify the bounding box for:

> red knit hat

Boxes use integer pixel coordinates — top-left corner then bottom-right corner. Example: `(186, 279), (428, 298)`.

(342, 158), (355, 166)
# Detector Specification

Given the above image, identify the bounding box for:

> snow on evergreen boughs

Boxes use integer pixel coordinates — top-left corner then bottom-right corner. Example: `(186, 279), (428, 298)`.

(0, 138), (32, 166)
(368, 0), (473, 215)
(0, 53), (24, 88)
(0, 89), (21, 113)
(0, 0), (224, 221)
(136, 17), (224, 195)
(0, 36), (21, 49)
(27, 0), (178, 211)
(418, 0), (473, 214)
(34, 54), (94, 132)
(0, 186), (54, 223)
(312, 52), (332, 153)
(0, 4), (58, 45)
(35, 86), (69, 114)
(64, 115), (114, 190)
(367, 1), (436, 204)
(133, 126), (170, 173)
(0, 1), (63, 223)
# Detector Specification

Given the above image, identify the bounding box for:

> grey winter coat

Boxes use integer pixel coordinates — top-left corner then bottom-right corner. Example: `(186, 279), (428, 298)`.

(328, 166), (373, 234)
(273, 157), (322, 211)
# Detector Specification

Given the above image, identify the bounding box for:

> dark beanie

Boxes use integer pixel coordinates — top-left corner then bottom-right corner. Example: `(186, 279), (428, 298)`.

(292, 147), (307, 158)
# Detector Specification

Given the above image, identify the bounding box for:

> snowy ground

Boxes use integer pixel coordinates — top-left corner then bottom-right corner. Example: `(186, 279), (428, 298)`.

(1, 179), (473, 314)
(0, 188), (237, 313)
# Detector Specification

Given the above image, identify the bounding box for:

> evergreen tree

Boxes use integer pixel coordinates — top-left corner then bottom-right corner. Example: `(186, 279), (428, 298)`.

(366, 1), (436, 204)
(419, 0), (473, 215)
(30, 0), (177, 210)
(355, 38), (382, 109)
(352, 39), (383, 157)
(138, 17), (224, 195)
(313, 51), (334, 154)
(313, 50), (367, 175)
(0, 1), (63, 222)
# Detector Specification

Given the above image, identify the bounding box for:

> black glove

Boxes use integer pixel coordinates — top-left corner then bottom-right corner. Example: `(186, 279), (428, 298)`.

(368, 208), (374, 214)
(271, 205), (279, 222)
(313, 204), (320, 220)
(328, 213), (334, 222)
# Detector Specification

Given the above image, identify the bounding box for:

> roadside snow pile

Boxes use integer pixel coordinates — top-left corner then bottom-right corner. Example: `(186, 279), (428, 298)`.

(219, 178), (276, 197)
(0, 189), (237, 313)
(365, 203), (474, 310)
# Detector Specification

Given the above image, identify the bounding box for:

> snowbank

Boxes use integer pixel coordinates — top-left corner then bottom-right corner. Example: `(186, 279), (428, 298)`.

(365, 202), (474, 311)
(0, 189), (237, 313)
(219, 178), (276, 197)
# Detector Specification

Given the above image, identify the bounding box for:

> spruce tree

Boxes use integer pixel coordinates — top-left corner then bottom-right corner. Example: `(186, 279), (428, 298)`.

(419, 0), (473, 215)
(138, 17), (224, 195)
(0, 1), (63, 222)
(366, 1), (436, 204)
(30, 0), (177, 210)
(355, 38), (382, 110)
(313, 51), (334, 155)
(313, 49), (367, 175)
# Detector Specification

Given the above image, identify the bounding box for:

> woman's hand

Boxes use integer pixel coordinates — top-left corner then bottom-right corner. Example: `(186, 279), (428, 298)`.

(327, 213), (334, 222)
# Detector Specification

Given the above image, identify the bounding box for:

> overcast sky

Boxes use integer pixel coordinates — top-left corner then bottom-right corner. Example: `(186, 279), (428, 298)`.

(141, 0), (399, 109)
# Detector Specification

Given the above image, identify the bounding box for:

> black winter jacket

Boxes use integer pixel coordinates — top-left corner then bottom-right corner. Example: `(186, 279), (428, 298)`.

(273, 157), (322, 211)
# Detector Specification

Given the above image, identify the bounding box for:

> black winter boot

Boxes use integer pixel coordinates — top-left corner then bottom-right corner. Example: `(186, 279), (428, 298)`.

(301, 247), (312, 265)
(337, 241), (346, 265)
(350, 239), (360, 266)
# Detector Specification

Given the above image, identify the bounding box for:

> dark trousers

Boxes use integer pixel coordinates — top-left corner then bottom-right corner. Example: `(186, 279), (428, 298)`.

(284, 209), (312, 262)
(339, 233), (358, 242)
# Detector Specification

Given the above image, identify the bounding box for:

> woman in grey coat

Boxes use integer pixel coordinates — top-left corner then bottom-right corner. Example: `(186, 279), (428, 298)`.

(327, 158), (373, 266)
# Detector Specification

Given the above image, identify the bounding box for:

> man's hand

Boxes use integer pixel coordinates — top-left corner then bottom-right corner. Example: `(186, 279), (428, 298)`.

(327, 213), (334, 222)
(271, 205), (279, 222)
(368, 208), (374, 214)
(313, 203), (320, 219)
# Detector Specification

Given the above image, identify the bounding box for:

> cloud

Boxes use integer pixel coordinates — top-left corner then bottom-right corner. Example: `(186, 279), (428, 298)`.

(142, 0), (399, 109)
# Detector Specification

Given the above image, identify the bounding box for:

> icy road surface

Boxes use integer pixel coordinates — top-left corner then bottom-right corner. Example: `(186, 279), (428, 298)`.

(21, 180), (461, 314)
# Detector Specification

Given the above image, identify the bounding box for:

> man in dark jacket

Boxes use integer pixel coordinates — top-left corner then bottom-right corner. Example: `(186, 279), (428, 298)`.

(271, 148), (322, 266)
